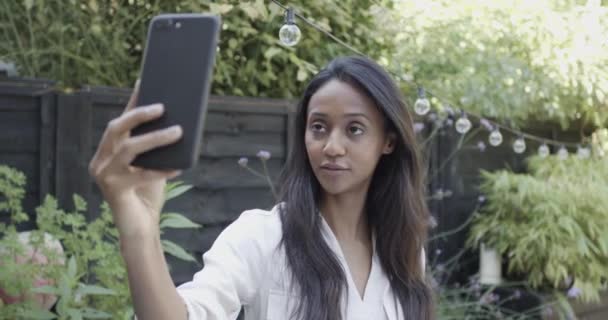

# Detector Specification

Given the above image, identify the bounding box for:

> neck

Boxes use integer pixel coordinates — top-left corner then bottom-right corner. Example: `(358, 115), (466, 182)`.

(320, 188), (370, 243)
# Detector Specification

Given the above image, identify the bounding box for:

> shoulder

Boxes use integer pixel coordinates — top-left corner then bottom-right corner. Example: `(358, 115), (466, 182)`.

(212, 203), (284, 256)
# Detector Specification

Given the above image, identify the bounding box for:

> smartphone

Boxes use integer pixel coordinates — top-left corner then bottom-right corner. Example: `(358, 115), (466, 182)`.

(131, 14), (221, 170)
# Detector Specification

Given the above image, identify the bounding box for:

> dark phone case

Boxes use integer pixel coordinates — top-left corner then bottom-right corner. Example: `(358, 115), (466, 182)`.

(131, 14), (220, 170)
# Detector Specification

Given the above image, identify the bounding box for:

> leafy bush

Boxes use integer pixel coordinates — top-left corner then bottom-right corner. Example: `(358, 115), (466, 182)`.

(0, 0), (394, 98)
(384, 0), (608, 128)
(467, 152), (608, 302)
(0, 165), (199, 319)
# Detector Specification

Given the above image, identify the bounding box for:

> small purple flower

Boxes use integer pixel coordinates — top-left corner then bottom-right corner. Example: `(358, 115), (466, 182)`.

(238, 157), (249, 167)
(256, 150), (271, 161)
(567, 287), (581, 298)
(435, 249), (442, 256)
(427, 112), (438, 122)
(480, 293), (499, 304)
(513, 289), (522, 299)
(478, 195), (486, 204)
(477, 141), (487, 152)
(413, 122), (425, 133)
(444, 118), (454, 127)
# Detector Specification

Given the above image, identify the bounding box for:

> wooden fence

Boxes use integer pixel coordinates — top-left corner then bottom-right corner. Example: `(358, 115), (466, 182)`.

(0, 77), (588, 288)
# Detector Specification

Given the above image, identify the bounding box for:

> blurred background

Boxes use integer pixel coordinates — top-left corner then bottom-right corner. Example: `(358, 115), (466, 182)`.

(1, 0), (606, 319)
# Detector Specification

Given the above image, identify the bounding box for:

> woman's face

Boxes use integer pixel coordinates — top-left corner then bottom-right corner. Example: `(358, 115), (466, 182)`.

(305, 79), (394, 196)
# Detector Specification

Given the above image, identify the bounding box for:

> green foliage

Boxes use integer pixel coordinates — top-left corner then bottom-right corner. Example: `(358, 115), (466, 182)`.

(385, 0), (608, 128)
(0, 0), (394, 98)
(0, 165), (199, 319)
(467, 153), (608, 302)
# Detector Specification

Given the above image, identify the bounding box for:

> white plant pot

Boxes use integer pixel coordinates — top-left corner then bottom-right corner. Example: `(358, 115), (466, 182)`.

(479, 243), (502, 285)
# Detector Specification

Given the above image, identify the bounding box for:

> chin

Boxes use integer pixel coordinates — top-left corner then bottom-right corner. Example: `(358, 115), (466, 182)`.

(317, 179), (357, 196)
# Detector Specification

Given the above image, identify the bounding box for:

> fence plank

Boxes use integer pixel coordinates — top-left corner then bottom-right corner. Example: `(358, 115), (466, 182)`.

(55, 93), (93, 213)
(0, 111), (39, 152)
(38, 94), (56, 200)
(181, 157), (283, 189)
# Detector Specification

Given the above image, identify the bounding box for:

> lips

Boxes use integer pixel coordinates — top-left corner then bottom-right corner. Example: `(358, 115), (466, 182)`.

(320, 163), (348, 171)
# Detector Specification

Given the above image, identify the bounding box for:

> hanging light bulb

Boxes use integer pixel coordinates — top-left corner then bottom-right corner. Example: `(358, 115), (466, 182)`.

(538, 143), (550, 158)
(279, 8), (301, 47)
(488, 128), (503, 146)
(455, 111), (472, 134)
(513, 136), (526, 154)
(557, 145), (568, 160)
(577, 145), (591, 159)
(414, 87), (431, 116)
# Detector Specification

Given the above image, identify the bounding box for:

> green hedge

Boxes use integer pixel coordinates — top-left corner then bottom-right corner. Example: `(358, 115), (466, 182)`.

(0, 0), (394, 98)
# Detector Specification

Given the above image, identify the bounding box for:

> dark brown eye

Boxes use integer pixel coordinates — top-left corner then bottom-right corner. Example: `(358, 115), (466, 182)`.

(311, 122), (326, 133)
(349, 125), (364, 136)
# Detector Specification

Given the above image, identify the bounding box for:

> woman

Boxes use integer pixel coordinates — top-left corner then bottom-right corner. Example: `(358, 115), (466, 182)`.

(89, 56), (434, 320)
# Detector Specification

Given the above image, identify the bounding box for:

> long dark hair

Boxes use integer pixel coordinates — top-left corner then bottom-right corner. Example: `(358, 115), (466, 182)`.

(277, 56), (434, 319)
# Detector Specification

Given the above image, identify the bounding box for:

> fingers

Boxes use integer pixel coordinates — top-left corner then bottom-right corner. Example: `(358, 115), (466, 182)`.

(113, 125), (183, 167)
(133, 168), (182, 184)
(90, 103), (165, 176)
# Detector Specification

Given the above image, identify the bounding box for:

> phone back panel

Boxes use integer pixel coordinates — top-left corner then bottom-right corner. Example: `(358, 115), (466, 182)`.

(131, 14), (220, 169)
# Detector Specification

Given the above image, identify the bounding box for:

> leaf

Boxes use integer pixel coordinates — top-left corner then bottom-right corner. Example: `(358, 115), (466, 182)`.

(80, 307), (113, 319)
(165, 183), (193, 201)
(209, 3), (233, 15)
(297, 68), (307, 82)
(31, 285), (60, 295)
(160, 213), (201, 229)
(18, 309), (57, 319)
(73, 194), (87, 212)
(67, 308), (83, 320)
(67, 255), (77, 278)
(77, 284), (116, 296)
(240, 3), (260, 20)
(161, 240), (196, 262)
(23, 0), (34, 10)
(264, 47), (282, 60)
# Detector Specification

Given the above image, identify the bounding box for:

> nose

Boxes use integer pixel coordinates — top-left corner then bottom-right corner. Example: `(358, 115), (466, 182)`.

(323, 131), (346, 157)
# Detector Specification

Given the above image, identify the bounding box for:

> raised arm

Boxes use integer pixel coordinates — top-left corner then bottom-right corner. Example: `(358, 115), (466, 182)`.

(89, 82), (187, 320)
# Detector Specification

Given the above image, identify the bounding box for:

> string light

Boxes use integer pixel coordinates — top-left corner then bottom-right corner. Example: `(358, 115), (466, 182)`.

(269, 0), (589, 157)
(513, 136), (526, 154)
(489, 128), (503, 147)
(414, 87), (431, 116)
(455, 111), (472, 134)
(577, 145), (591, 159)
(538, 143), (550, 158)
(557, 145), (569, 160)
(279, 7), (301, 46)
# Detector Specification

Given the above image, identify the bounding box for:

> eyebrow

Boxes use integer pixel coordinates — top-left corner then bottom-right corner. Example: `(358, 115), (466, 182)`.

(309, 112), (371, 121)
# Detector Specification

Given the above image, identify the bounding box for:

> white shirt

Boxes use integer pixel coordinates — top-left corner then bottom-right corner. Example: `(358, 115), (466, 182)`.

(177, 205), (423, 320)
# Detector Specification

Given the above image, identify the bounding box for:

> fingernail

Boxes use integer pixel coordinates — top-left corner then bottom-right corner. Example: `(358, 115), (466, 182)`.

(168, 125), (182, 135)
(146, 103), (163, 113)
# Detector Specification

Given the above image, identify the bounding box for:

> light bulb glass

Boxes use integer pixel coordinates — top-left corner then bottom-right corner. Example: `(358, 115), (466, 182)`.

(279, 24), (301, 47)
(455, 116), (472, 134)
(577, 146), (590, 159)
(414, 98), (431, 116)
(538, 144), (550, 158)
(557, 146), (568, 160)
(513, 138), (526, 154)
(488, 129), (503, 146)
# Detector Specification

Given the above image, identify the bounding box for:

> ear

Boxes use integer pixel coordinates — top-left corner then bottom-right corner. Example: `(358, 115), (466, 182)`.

(382, 132), (396, 154)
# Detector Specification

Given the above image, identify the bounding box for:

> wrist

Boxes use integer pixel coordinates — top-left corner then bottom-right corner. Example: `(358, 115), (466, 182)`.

(119, 231), (162, 258)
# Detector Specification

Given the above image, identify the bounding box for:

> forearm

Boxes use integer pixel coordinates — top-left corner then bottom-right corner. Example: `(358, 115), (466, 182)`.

(121, 234), (188, 320)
